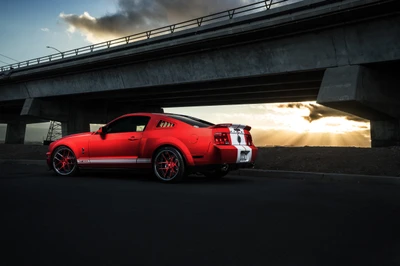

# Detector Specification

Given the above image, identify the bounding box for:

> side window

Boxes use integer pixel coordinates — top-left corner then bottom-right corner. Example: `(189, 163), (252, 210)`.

(132, 116), (151, 132)
(106, 116), (150, 134)
(106, 117), (133, 133)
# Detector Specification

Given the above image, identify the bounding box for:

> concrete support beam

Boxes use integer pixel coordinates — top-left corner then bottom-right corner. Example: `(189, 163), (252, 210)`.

(21, 98), (69, 121)
(60, 104), (163, 135)
(317, 65), (400, 147)
(5, 122), (26, 144)
(0, 114), (48, 124)
(61, 117), (90, 137)
(21, 98), (90, 136)
(61, 122), (68, 137)
(101, 103), (164, 124)
(21, 98), (163, 121)
(20, 98), (163, 136)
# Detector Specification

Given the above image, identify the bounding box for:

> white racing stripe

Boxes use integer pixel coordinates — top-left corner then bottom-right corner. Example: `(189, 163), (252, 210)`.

(228, 125), (252, 163)
(78, 158), (151, 164)
(137, 158), (152, 163)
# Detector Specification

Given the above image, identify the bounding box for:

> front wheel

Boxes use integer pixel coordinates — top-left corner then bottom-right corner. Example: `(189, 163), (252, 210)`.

(52, 146), (79, 176)
(153, 147), (185, 183)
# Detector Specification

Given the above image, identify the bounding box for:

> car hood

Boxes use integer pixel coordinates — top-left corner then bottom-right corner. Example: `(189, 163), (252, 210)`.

(48, 132), (93, 150)
(52, 132), (93, 144)
(61, 132), (93, 139)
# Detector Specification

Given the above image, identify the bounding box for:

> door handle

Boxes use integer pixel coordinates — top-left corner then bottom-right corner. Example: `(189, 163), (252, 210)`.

(128, 137), (138, 141)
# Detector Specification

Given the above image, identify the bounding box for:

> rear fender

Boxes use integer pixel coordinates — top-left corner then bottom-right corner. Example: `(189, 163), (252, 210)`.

(143, 137), (195, 166)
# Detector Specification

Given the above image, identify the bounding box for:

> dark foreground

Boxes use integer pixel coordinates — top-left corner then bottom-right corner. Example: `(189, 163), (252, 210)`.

(1, 163), (400, 266)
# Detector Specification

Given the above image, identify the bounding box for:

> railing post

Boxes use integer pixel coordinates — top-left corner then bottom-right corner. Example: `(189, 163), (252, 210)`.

(0, 0), (285, 73)
(269, 0), (274, 9)
(228, 10), (235, 19)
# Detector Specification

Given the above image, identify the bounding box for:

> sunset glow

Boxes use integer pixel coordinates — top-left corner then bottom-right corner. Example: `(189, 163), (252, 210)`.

(165, 101), (371, 147)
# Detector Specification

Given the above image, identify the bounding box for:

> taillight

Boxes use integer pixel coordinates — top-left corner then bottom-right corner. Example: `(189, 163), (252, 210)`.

(214, 132), (230, 145)
(245, 134), (253, 146)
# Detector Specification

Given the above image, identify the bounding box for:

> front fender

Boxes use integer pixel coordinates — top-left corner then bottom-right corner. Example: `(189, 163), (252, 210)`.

(49, 139), (83, 160)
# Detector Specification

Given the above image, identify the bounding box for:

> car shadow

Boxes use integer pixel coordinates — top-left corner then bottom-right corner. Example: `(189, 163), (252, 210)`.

(51, 169), (251, 184)
(180, 173), (251, 184)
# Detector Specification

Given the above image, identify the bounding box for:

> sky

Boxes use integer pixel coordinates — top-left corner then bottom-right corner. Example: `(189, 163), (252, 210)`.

(0, 0), (371, 147)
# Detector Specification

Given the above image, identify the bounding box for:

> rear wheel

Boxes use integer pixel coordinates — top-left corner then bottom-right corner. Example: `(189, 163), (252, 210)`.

(153, 147), (185, 183)
(204, 164), (230, 179)
(52, 146), (79, 176)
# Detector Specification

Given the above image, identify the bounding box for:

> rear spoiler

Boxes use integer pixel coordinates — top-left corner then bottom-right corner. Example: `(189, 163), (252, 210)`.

(209, 123), (252, 131)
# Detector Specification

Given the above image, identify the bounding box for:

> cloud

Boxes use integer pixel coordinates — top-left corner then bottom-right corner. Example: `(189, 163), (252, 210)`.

(277, 102), (368, 123)
(59, 0), (283, 43)
(41, 28), (50, 32)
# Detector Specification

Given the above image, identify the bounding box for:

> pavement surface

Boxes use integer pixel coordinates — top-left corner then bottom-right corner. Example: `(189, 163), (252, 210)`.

(1, 163), (400, 266)
(1, 144), (400, 185)
(1, 159), (399, 186)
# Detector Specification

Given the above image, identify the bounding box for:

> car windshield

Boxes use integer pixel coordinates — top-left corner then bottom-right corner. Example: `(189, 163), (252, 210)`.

(165, 114), (214, 128)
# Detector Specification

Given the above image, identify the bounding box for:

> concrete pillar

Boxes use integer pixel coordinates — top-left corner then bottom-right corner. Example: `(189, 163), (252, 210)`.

(92, 103), (164, 124)
(61, 122), (69, 137)
(370, 120), (400, 147)
(317, 65), (400, 147)
(104, 104), (164, 122)
(61, 115), (90, 136)
(5, 121), (26, 144)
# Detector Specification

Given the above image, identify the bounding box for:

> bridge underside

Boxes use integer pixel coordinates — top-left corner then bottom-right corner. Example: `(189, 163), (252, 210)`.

(2, 63), (400, 147)
(0, 70), (323, 143)
(0, 0), (399, 145)
(63, 70), (324, 107)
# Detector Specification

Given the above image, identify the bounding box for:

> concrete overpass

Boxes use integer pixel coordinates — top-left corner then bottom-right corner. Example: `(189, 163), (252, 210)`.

(0, 0), (399, 146)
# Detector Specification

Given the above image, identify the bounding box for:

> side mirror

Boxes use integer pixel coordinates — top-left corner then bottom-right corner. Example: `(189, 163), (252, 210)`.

(98, 126), (107, 135)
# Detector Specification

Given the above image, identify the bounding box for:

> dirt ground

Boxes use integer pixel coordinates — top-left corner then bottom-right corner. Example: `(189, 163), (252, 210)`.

(1, 144), (400, 177)
(255, 146), (400, 177)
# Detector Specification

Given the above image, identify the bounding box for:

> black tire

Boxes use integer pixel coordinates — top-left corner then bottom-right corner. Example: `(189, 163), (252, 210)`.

(204, 165), (230, 179)
(153, 147), (185, 183)
(51, 146), (79, 176)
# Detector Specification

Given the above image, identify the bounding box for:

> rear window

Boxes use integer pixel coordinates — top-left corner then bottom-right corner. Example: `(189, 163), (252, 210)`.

(157, 120), (175, 128)
(165, 114), (214, 128)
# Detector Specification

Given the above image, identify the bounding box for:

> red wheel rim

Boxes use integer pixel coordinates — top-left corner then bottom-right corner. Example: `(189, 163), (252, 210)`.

(155, 150), (180, 181)
(53, 148), (77, 175)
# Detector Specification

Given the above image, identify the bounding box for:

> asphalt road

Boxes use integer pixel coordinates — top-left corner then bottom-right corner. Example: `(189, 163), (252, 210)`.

(1, 163), (400, 266)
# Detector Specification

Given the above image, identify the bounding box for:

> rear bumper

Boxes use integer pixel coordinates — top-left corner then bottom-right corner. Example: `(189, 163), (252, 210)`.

(192, 144), (257, 166)
(189, 162), (255, 172)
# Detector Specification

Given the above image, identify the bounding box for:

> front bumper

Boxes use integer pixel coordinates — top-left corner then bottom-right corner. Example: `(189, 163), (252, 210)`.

(46, 152), (52, 169)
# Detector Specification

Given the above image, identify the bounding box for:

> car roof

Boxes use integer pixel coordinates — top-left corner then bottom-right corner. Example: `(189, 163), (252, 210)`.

(120, 112), (196, 119)
(118, 112), (214, 126)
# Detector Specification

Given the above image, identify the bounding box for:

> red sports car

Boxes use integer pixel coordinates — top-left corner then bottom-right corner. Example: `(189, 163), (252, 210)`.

(46, 113), (257, 182)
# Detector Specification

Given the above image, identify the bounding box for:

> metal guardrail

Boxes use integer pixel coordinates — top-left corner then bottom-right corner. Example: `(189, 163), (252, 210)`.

(0, 0), (292, 72)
